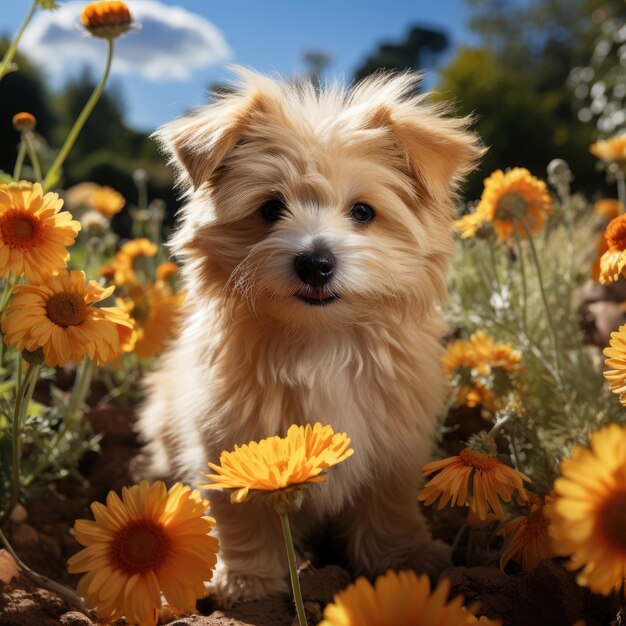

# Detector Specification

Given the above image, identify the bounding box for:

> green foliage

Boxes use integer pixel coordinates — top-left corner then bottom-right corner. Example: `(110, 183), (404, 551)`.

(447, 182), (624, 493)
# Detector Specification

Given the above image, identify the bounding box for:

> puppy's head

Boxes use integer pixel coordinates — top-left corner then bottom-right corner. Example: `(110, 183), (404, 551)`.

(155, 67), (484, 330)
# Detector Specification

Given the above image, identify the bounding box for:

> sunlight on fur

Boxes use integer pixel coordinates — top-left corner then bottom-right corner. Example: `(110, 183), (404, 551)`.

(135, 66), (484, 605)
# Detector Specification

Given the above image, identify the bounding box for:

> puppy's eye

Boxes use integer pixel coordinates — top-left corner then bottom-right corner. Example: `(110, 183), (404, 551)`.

(349, 203), (376, 224)
(260, 199), (288, 222)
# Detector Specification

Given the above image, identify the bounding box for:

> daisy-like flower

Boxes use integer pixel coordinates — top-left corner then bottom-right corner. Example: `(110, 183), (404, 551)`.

(156, 261), (178, 282)
(201, 423), (354, 504)
(549, 423), (626, 598)
(81, 1), (134, 39)
(599, 214), (626, 284)
(604, 324), (626, 405)
(499, 493), (555, 572)
(442, 332), (522, 411)
(473, 168), (551, 241)
(12, 112), (36, 133)
(2, 270), (133, 367)
(68, 481), (219, 626)
(454, 211), (489, 239)
(419, 433), (529, 520)
(319, 570), (501, 626)
(118, 281), (183, 359)
(105, 238), (158, 286)
(0, 182), (80, 282)
(91, 186), (125, 218)
(589, 135), (626, 163)
(594, 199), (622, 220)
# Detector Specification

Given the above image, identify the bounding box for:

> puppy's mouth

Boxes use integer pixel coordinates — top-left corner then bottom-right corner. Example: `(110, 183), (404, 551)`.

(295, 290), (339, 306)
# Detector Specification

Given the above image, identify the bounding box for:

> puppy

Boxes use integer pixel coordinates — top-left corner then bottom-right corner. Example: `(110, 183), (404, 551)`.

(137, 67), (483, 603)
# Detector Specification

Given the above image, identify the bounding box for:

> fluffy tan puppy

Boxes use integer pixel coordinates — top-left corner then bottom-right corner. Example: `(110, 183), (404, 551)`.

(137, 67), (483, 603)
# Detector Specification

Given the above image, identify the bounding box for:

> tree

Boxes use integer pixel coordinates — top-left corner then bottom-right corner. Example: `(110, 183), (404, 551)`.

(353, 26), (448, 84)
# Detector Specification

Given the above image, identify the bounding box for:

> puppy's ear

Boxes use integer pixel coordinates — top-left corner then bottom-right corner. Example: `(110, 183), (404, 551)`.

(357, 74), (485, 204)
(153, 89), (266, 190)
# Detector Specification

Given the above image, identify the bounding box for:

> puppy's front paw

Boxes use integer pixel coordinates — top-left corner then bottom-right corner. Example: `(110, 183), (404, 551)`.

(412, 538), (453, 579)
(206, 566), (289, 608)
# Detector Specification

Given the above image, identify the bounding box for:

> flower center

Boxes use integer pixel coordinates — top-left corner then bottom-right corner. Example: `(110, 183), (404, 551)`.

(598, 489), (626, 553)
(495, 192), (528, 221)
(459, 448), (499, 472)
(111, 521), (171, 574)
(0, 213), (41, 248)
(605, 215), (626, 251)
(46, 292), (88, 327)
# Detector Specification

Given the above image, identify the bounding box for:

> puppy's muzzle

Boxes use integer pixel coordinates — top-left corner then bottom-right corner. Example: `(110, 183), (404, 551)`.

(294, 249), (335, 287)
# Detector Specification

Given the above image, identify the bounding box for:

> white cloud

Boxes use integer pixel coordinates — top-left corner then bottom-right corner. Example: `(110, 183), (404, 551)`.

(20, 1), (231, 81)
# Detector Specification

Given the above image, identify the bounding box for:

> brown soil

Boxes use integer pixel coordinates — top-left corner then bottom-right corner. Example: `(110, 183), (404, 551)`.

(0, 404), (622, 626)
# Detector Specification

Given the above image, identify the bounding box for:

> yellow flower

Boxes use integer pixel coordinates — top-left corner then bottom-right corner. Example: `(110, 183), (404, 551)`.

(604, 324), (626, 405)
(319, 570), (501, 626)
(80, 1), (134, 39)
(2, 270), (133, 367)
(91, 186), (125, 218)
(474, 168), (551, 241)
(201, 423), (354, 504)
(419, 435), (529, 520)
(118, 281), (183, 359)
(156, 261), (178, 282)
(549, 423), (626, 598)
(454, 211), (489, 239)
(105, 238), (158, 285)
(589, 135), (626, 162)
(599, 214), (626, 284)
(68, 481), (218, 626)
(442, 332), (522, 411)
(594, 198), (623, 220)
(499, 493), (555, 572)
(0, 182), (80, 282)
(12, 112), (36, 133)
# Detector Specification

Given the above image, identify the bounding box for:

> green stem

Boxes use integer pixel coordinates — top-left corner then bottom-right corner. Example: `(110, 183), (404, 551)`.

(0, 527), (84, 609)
(518, 218), (562, 374)
(67, 358), (95, 420)
(279, 513), (308, 626)
(13, 139), (27, 180)
(24, 133), (43, 182)
(43, 39), (114, 192)
(512, 226), (528, 334)
(0, 0), (38, 82)
(0, 363), (41, 525)
(617, 170), (626, 216)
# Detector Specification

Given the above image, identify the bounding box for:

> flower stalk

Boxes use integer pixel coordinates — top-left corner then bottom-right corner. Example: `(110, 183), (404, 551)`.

(43, 39), (115, 191)
(0, 0), (38, 82)
(0, 362), (42, 525)
(279, 512), (308, 626)
(67, 358), (96, 420)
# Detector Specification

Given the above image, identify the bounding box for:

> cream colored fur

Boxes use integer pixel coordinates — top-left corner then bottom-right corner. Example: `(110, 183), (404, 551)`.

(136, 67), (484, 604)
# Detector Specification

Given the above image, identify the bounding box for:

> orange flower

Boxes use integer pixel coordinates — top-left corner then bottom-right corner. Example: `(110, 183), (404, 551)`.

(603, 324), (626, 405)
(319, 570), (501, 626)
(68, 481), (218, 626)
(12, 112), (36, 133)
(156, 261), (178, 282)
(81, 1), (133, 39)
(599, 214), (626, 284)
(419, 435), (529, 520)
(0, 182), (80, 282)
(104, 238), (158, 286)
(499, 493), (555, 572)
(2, 270), (133, 367)
(589, 136), (626, 162)
(594, 199), (622, 220)
(91, 186), (125, 218)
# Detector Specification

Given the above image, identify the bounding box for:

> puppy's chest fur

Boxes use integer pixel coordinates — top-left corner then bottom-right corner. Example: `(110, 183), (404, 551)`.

(168, 305), (448, 514)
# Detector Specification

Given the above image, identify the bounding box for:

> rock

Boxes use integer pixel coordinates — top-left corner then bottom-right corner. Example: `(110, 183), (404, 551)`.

(59, 611), (95, 625)
(443, 559), (619, 626)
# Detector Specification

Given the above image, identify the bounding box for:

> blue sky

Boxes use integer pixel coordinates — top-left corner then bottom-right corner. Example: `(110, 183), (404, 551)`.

(3, 0), (478, 131)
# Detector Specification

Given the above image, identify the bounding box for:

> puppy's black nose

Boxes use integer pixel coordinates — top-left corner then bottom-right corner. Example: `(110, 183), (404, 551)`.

(294, 250), (335, 287)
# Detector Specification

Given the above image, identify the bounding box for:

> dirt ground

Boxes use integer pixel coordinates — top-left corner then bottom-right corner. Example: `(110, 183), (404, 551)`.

(0, 402), (622, 626)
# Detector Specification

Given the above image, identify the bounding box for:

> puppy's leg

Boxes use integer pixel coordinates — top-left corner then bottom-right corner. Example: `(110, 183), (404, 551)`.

(207, 491), (290, 606)
(339, 478), (451, 579)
